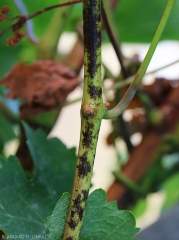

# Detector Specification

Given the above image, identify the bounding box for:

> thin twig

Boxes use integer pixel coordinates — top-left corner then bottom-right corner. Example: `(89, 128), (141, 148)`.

(0, 0), (82, 37)
(102, 0), (128, 78)
(25, 0), (82, 21)
(13, 0), (39, 44)
(110, 59), (179, 90)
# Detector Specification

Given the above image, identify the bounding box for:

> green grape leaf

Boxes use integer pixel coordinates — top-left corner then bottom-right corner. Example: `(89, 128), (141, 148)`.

(80, 189), (139, 240)
(47, 189), (139, 240)
(0, 124), (76, 239)
(26, 109), (59, 133)
(47, 193), (70, 240)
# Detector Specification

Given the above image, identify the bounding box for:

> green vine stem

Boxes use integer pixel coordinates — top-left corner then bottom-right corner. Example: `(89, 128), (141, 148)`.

(104, 0), (176, 119)
(63, 0), (107, 239)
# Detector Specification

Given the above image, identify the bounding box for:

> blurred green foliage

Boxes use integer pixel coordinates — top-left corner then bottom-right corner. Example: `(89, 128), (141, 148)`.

(114, 0), (179, 42)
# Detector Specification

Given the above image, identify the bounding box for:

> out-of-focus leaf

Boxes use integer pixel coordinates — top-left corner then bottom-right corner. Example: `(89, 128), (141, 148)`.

(65, 3), (82, 32)
(0, 28), (36, 79)
(0, 124), (76, 238)
(0, 114), (16, 152)
(25, 109), (60, 132)
(132, 198), (147, 219)
(47, 189), (139, 240)
(161, 173), (179, 211)
(0, 37), (36, 78)
(114, 0), (179, 42)
(162, 153), (179, 170)
(24, 0), (61, 38)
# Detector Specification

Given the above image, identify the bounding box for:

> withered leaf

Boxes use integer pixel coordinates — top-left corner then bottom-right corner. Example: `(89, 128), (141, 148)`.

(0, 60), (79, 109)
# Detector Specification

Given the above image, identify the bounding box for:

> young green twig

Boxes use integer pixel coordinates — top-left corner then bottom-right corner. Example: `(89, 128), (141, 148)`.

(63, 0), (107, 239)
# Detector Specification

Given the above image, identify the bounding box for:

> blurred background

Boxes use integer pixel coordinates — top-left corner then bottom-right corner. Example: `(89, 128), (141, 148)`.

(0, 0), (179, 239)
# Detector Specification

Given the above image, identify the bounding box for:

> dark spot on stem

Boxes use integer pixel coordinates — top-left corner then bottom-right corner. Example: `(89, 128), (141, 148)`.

(82, 190), (89, 201)
(73, 194), (82, 208)
(88, 85), (102, 100)
(66, 237), (73, 240)
(77, 206), (84, 221)
(68, 219), (77, 230)
(71, 194), (85, 220)
(70, 210), (75, 218)
(77, 153), (91, 178)
(82, 123), (94, 148)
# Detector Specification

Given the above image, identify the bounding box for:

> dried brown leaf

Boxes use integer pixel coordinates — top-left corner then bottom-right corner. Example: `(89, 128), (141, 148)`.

(0, 60), (79, 111)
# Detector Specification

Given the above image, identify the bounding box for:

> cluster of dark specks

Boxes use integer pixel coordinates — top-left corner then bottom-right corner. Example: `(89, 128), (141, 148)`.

(77, 152), (91, 178)
(82, 122), (94, 148)
(70, 210), (75, 218)
(82, 190), (89, 201)
(66, 237), (73, 240)
(67, 116), (96, 234)
(73, 195), (82, 209)
(68, 192), (88, 233)
(88, 85), (102, 100)
(73, 194), (87, 220)
(68, 219), (77, 230)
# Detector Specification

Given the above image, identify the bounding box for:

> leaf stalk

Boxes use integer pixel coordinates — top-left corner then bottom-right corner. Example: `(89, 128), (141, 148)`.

(104, 0), (176, 119)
